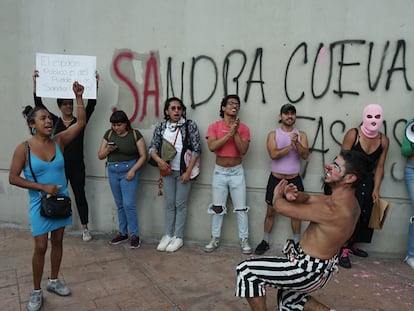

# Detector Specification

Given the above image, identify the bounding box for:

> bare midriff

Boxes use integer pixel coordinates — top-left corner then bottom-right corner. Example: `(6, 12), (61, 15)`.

(272, 172), (299, 180)
(216, 156), (242, 167)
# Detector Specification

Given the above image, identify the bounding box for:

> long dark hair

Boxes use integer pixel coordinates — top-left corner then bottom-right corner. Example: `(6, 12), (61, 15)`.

(163, 97), (187, 120)
(110, 110), (132, 131)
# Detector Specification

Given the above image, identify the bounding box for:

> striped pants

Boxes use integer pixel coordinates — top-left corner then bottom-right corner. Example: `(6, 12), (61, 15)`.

(235, 240), (338, 311)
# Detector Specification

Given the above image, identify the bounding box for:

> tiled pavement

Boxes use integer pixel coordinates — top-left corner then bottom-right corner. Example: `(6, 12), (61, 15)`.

(0, 226), (413, 311)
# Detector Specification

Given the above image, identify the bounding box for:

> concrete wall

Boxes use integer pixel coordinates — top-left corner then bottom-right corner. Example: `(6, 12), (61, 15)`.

(0, 0), (413, 256)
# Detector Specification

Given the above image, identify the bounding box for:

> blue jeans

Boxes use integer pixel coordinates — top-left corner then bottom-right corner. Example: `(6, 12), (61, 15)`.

(209, 164), (249, 239)
(108, 160), (140, 237)
(162, 170), (193, 239)
(404, 159), (414, 258)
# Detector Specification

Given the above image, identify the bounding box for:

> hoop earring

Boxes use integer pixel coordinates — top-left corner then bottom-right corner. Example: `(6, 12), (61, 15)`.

(31, 128), (36, 135)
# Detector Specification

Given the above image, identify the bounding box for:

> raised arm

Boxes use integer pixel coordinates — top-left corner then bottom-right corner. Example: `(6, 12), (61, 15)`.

(54, 82), (86, 148)
(33, 70), (44, 106)
(32, 70), (59, 123)
(85, 71), (100, 122)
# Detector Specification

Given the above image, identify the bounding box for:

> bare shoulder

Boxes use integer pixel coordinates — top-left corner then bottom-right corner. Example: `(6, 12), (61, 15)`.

(342, 128), (358, 148)
(331, 195), (360, 220)
(15, 141), (27, 152)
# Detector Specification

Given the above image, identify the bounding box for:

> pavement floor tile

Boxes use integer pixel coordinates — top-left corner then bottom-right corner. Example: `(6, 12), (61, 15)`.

(0, 226), (413, 310)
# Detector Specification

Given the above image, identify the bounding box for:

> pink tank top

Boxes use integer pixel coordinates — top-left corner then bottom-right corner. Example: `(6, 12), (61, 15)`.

(271, 128), (301, 174)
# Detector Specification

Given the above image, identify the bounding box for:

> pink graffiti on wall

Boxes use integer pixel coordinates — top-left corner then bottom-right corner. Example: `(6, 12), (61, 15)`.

(141, 52), (160, 121)
(112, 51), (160, 122)
(112, 51), (139, 121)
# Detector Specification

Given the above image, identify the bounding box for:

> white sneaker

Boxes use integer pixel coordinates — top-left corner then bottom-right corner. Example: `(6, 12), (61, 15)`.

(204, 237), (219, 252)
(166, 237), (183, 252)
(240, 238), (252, 254)
(82, 229), (92, 242)
(47, 279), (71, 296)
(157, 235), (173, 251)
(27, 290), (43, 311)
(404, 256), (414, 269)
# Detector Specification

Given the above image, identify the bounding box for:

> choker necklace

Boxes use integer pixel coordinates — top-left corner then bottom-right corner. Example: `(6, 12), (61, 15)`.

(62, 117), (74, 123)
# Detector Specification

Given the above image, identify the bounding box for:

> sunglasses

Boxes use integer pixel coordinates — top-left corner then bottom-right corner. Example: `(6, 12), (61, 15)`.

(170, 106), (183, 111)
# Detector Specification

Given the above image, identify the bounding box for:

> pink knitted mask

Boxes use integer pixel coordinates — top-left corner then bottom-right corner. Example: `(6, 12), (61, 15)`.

(360, 104), (384, 138)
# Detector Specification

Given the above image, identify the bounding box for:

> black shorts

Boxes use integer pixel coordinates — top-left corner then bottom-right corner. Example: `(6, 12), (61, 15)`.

(265, 174), (304, 205)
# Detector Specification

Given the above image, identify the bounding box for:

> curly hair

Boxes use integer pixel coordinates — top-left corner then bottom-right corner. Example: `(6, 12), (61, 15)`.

(219, 94), (240, 118)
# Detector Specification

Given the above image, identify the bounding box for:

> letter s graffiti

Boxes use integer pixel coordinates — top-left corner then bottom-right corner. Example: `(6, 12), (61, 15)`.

(113, 51), (140, 122)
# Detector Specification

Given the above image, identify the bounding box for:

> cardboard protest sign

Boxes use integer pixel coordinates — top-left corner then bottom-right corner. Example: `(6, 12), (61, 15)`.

(368, 198), (391, 230)
(36, 53), (96, 99)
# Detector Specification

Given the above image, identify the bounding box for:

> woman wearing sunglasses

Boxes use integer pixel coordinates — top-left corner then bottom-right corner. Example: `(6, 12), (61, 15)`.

(149, 97), (201, 252)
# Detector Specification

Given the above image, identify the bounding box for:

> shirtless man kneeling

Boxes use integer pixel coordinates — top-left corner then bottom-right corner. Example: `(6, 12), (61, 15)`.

(235, 149), (368, 311)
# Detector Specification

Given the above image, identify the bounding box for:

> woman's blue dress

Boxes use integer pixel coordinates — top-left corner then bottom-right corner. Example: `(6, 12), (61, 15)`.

(23, 143), (72, 236)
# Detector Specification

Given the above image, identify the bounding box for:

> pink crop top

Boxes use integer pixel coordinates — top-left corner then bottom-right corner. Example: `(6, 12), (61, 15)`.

(206, 120), (250, 157)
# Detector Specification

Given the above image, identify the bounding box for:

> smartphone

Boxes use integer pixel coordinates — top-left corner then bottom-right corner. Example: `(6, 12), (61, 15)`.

(108, 141), (117, 146)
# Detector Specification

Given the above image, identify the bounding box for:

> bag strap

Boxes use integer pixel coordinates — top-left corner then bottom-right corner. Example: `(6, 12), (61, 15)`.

(353, 128), (358, 146)
(26, 141), (45, 198)
(26, 141), (38, 183)
(173, 128), (180, 146)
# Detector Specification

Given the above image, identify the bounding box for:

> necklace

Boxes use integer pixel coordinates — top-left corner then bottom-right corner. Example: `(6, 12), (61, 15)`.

(62, 117), (74, 123)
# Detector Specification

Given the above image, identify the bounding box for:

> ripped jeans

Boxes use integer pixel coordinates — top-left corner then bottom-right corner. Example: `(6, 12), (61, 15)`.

(208, 164), (249, 239)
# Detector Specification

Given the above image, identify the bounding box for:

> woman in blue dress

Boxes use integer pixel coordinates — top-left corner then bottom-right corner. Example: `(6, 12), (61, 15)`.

(9, 82), (86, 311)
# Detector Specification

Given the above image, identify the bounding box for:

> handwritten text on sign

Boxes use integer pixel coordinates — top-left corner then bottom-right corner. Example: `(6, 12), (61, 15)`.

(36, 53), (96, 99)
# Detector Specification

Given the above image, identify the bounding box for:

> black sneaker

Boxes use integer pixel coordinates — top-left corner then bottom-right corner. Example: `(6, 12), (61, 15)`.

(254, 240), (270, 255)
(109, 233), (128, 245)
(339, 248), (352, 269)
(130, 235), (141, 249)
(350, 245), (368, 257)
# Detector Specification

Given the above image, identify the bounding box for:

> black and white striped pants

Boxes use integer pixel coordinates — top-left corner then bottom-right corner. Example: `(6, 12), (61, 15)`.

(235, 240), (338, 311)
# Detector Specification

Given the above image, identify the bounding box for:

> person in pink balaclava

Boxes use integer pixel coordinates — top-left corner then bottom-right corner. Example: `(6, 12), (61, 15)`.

(338, 104), (389, 268)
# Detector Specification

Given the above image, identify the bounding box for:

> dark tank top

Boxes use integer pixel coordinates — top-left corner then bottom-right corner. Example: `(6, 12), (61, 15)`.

(351, 128), (383, 173)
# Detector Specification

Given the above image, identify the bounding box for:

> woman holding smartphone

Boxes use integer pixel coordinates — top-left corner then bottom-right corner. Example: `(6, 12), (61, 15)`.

(98, 110), (147, 249)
